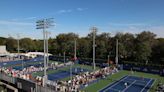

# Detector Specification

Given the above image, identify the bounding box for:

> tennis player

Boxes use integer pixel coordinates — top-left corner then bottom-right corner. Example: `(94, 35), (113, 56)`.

(124, 82), (128, 88)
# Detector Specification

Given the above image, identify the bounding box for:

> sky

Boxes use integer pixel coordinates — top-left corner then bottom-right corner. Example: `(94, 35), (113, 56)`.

(0, 0), (164, 39)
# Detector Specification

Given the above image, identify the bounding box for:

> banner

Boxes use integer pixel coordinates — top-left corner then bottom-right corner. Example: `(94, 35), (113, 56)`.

(123, 64), (163, 75)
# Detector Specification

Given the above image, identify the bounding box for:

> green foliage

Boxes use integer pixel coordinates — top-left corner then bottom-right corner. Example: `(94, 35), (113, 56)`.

(0, 31), (164, 65)
(0, 37), (6, 45)
(20, 38), (36, 52)
(151, 38), (164, 64)
(55, 33), (78, 56)
(134, 31), (156, 62)
(5, 37), (17, 52)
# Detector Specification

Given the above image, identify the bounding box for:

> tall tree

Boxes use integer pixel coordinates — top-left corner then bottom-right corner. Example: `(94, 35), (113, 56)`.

(116, 33), (135, 60)
(56, 33), (78, 56)
(0, 37), (6, 45)
(134, 31), (156, 63)
(78, 38), (91, 58)
(20, 38), (36, 52)
(96, 33), (111, 59)
(151, 38), (164, 64)
(5, 37), (17, 52)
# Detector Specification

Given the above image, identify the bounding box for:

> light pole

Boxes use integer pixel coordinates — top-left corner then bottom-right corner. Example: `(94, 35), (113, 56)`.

(70, 60), (72, 82)
(74, 39), (77, 62)
(17, 34), (20, 60)
(115, 39), (118, 66)
(91, 27), (97, 70)
(36, 18), (54, 87)
(64, 51), (65, 64)
(17, 34), (23, 69)
(107, 55), (109, 67)
(45, 31), (51, 69)
(70, 38), (77, 87)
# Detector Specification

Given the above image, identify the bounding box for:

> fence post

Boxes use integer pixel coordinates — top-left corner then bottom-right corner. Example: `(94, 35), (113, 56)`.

(35, 83), (37, 92)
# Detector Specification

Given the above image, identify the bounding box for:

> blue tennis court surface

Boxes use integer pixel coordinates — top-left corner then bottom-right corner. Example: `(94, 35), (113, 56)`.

(0, 57), (43, 67)
(48, 71), (70, 80)
(48, 68), (89, 81)
(99, 76), (154, 92)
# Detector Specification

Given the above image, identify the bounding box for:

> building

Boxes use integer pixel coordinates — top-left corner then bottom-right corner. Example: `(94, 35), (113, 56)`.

(0, 45), (9, 56)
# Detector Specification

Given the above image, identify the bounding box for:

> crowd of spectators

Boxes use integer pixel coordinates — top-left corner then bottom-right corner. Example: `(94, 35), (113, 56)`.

(46, 66), (118, 92)
(0, 55), (29, 62)
(35, 61), (73, 85)
(0, 66), (40, 80)
(156, 82), (164, 92)
(0, 56), (20, 62)
(0, 59), (119, 92)
(0, 61), (73, 85)
(50, 61), (73, 69)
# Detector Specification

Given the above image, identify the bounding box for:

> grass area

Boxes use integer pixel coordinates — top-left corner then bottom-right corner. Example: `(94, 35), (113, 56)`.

(0, 82), (7, 92)
(82, 70), (164, 92)
(0, 86), (7, 92)
(73, 64), (100, 71)
(48, 60), (62, 64)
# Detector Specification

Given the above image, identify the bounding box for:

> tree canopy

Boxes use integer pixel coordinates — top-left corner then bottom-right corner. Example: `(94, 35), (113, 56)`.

(0, 31), (163, 65)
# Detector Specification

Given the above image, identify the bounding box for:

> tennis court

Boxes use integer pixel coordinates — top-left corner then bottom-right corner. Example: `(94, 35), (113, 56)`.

(99, 75), (154, 92)
(48, 67), (89, 81)
(0, 57), (43, 67)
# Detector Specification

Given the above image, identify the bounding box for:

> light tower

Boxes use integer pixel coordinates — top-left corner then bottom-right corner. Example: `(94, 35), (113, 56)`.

(45, 31), (51, 69)
(74, 38), (77, 61)
(17, 34), (20, 60)
(64, 51), (66, 64)
(36, 18), (54, 87)
(115, 39), (118, 66)
(17, 34), (24, 69)
(91, 27), (97, 70)
(107, 54), (110, 67)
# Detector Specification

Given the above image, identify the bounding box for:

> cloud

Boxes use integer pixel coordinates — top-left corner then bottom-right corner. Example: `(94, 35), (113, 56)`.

(117, 26), (164, 38)
(108, 23), (147, 26)
(11, 17), (37, 21)
(77, 8), (88, 11)
(0, 20), (33, 26)
(0, 20), (37, 39)
(76, 8), (87, 11)
(77, 8), (83, 11)
(57, 9), (72, 14)
(24, 17), (36, 20)
(55, 8), (87, 15)
(107, 22), (164, 38)
(146, 26), (164, 38)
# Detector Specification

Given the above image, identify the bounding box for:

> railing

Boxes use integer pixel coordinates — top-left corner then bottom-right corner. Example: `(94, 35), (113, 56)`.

(0, 73), (16, 84)
(0, 72), (56, 92)
(36, 85), (56, 92)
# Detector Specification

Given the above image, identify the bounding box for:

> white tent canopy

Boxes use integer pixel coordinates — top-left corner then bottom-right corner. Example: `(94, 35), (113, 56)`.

(24, 52), (52, 58)
(0, 45), (9, 56)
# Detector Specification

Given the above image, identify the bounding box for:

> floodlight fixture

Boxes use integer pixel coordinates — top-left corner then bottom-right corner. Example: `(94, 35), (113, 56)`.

(36, 18), (54, 87)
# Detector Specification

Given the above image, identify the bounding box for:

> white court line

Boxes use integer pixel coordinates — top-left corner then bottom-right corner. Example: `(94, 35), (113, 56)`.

(147, 79), (155, 92)
(97, 75), (128, 92)
(122, 80), (136, 92)
(140, 79), (152, 92)
(102, 76), (129, 92)
(110, 88), (120, 92)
